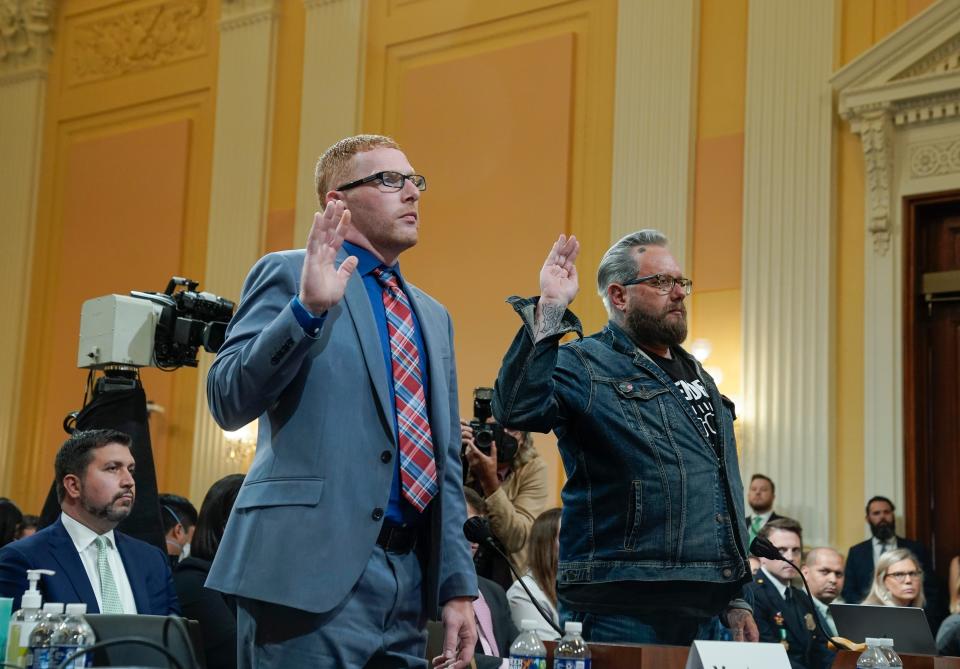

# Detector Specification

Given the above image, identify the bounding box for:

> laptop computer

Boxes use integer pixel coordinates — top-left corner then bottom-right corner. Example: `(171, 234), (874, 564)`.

(830, 603), (938, 655)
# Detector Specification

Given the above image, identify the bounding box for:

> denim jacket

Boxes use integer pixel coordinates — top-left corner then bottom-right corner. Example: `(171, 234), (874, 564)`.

(493, 297), (752, 600)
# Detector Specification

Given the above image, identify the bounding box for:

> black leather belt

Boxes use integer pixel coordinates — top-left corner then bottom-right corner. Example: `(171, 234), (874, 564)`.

(377, 523), (418, 554)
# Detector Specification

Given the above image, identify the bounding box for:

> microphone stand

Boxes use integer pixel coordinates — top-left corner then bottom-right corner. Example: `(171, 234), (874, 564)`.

(464, 518), (563, 637)
(750, 537), (856, 652)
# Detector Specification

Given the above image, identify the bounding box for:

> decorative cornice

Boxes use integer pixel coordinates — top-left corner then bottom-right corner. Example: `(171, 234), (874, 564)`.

(0, 0), (55, 80)
(892, 92), (960, 126)
(910, 136), (960, 178)
(66, 0), (207, 85)
(893, 34), (960, 81)
(220, 0), (277, 32)
(849, 110), (894, 256)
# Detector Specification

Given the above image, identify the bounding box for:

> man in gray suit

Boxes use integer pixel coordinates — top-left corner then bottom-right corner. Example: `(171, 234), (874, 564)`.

(206, 134), (478, 668)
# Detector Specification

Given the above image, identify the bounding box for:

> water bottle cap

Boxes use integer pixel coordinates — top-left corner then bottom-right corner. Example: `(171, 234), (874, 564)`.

(520, 619), (538, 631)
(865, 637), (892, 647)
(65, 603), (87, 615)
(564, 621), (583, 634)
(42, 602), (64, 613)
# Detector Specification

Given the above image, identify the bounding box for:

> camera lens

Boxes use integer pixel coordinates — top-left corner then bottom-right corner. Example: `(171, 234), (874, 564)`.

(475, 430), (494, 448)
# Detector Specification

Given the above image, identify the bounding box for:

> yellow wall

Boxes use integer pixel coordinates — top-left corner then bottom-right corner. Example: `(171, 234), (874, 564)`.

(12, 0), (220, 510)
(363, 0), (617, 502)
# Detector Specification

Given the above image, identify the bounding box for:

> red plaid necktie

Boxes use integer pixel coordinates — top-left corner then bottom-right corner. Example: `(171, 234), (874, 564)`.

(374, 268), (438, 512)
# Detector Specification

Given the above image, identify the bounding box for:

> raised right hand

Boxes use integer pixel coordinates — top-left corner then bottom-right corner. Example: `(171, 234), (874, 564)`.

(298, 201), (359, 314)
(539, 234), (580, 306)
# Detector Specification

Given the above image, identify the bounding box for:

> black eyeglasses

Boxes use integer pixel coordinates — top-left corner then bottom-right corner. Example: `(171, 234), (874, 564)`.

(620, 273), (693, 295)
(336, 171), (427, 192)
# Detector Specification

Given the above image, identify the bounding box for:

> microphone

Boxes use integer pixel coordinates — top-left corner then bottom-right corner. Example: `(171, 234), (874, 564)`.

(464, 517), (563, 636)
(749, 536), (855, 651)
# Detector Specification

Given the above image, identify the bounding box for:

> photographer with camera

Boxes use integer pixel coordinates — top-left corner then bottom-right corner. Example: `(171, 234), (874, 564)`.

(462, 388), (548, 588)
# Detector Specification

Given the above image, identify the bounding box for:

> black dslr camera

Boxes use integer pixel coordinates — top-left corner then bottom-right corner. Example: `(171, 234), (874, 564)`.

(466, 387), (518, 463)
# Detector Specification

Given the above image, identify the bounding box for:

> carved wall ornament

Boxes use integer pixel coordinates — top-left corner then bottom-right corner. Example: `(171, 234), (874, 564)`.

(910, 137), (960, 178)
(893, 34), (960, 81)
(220, 0), (277, 31)
(850, 109), (894, 256)
(0, 0), (56, 79)
(67, 0), (207, 85)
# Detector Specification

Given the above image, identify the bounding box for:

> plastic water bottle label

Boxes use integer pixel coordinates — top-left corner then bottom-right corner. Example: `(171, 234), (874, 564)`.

(27, 645), (54, 669)
(52, 644), (91, 668)
(555, 660), (591, 669)
(508, 657), (547, 669)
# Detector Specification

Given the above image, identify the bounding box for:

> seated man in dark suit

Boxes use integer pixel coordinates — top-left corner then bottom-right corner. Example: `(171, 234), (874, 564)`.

(842, 496), (937, 611)
(746, 518), (833, 669)
(0, 429), (179, 615)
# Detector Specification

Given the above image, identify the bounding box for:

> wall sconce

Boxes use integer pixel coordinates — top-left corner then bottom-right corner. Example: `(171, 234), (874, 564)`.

(223, 421), (257, 462)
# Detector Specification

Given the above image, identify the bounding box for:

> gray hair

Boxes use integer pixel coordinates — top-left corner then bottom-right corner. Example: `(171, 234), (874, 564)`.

(596, 229), (669, 315)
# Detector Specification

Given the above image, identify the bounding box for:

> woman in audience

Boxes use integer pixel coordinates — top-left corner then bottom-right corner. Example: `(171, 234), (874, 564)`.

(0, 498), (23, 547)
(863, 548), (926, 608)
(173, 474), (244, 669)
(17, 515), (39, 540)
(507, 507), (561, 641)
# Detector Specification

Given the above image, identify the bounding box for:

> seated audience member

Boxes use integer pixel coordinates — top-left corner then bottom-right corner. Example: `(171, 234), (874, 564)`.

(173, 474), (243, 669)
(159, 493), (198, 569)
(843, 496), (935, 606)
(0, 429), (179, 614)
(801, 547), (845, 637)
(0, 499), (23, 547)
(747, 518), (834, 669)
(937, 611), (960, 657)
(462, 401), (548, 580)
(745, 474), (782, 545)
(862, 548), (926, 609)
(17, 515), (39, 540)
(507, 508), (561, 641)
(464, 487), (519, 668)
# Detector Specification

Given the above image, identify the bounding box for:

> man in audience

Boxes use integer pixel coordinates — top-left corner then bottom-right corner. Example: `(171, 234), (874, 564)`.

(158, 493), (197, 569)
(746, 474), (781, 545)
(842, 496), (936, 606)
(493, 230), (757, 645)
(0, 429), (179, 614)
(748, 518), (834, 669)
(801, 547), (845, 637)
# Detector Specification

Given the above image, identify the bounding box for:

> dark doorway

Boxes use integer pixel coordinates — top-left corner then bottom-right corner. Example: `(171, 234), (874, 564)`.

(904, 192), (960, 580)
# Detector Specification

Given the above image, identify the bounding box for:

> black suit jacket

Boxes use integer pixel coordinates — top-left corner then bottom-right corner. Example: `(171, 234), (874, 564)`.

(173, 557), (235, 669)
(747, 571), (833, 669)
(745, 511), (783, 527)
(474, 576), (519, 669)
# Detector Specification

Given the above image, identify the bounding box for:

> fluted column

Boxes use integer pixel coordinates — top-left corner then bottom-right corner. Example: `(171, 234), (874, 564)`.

(190, 0), (279, 500)
(740, 0), (834, 545)
(293, 0), (364, 242)
(609, 0), (699, 266)
(0, 0), (56, 491)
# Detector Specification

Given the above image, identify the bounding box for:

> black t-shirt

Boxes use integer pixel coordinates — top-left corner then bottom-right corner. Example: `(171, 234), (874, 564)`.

(559, 346), (735, 619)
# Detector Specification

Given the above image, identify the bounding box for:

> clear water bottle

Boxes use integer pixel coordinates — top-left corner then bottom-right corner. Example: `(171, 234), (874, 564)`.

(508, 619), (547, 669)
(856, 637), (902, 668)
(555, 620), (591, 669)
(51, 604), (95, 669)
(25, 603), (63, 669)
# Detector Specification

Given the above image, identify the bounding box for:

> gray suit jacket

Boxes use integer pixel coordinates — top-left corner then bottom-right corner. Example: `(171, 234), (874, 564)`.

(205, 248), (477, 615)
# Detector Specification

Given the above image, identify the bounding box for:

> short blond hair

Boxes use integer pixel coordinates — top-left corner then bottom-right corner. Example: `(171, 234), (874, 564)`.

(314, 134), (401, 203)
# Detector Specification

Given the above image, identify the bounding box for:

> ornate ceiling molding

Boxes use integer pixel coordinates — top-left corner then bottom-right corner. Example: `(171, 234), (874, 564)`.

(220, 0), (277, 32)
(66, 0), (207, 85)
(0, 0), (56, 82)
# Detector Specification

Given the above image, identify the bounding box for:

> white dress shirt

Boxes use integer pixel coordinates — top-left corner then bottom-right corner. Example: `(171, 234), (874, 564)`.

(871, 536), (896, 564)
(761, 565), (789, 600)
(61, 512), (138, 614)
(506, 573), (560, 641)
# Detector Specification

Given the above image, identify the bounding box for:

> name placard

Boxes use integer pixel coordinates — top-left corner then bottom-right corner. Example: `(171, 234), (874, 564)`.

(685, 640), (791, 669)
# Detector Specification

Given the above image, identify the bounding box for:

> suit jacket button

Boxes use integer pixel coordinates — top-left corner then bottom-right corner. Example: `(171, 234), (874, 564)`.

(380, 450), (392, 463)
(372, 507), (384, 521)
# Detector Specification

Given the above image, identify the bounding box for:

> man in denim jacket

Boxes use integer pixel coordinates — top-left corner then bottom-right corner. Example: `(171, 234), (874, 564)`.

(492, 230), (758, 645)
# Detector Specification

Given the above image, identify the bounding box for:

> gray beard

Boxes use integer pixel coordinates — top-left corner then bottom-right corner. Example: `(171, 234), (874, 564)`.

(625, 302), (688, 350)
